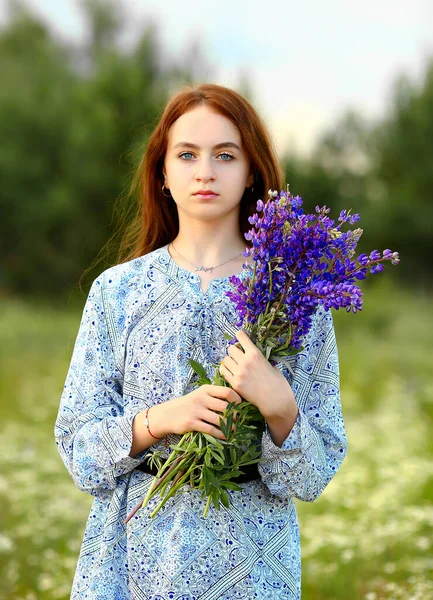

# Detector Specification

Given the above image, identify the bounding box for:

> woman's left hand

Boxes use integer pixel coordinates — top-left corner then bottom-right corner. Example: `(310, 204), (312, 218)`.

(219, 330), (297, 421)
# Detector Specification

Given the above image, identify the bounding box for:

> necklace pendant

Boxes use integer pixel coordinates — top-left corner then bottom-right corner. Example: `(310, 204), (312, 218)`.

(195, 265), (214, 273)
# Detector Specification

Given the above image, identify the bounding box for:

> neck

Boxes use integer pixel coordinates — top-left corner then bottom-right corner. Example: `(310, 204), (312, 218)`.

(171, 224), (247, 266)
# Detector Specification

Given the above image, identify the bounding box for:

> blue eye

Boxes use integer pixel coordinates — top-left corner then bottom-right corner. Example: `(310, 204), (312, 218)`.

(179, 152), (194, 160)
(178, 152), (234, 160)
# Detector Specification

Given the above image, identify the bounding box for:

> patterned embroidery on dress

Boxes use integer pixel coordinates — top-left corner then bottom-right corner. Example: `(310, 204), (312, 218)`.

(54, 245), (346, 600)
(140, 503), (216, 582)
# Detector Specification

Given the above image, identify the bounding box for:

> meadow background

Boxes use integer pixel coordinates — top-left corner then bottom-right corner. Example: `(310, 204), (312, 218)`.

(1, 1), (432, 599)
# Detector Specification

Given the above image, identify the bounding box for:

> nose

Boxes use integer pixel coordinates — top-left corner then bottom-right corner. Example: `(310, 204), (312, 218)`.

(195, 156), (215, 182)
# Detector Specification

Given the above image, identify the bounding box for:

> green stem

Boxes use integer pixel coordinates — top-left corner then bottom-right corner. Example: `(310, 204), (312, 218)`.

(124, 446), (191, 525)
(248, 259), (257, 296)
(272, 320), (293, 346)
(150, 458), (201, 518)
(244, 259), (257, 324)
(144, 431), (195, 494)
(154, 471), (185, 498)
(142, 452), (192, 506)
(268, 260), (273, 296)
(156, 441), (198, 498)
(203, 494), (213, 519)
(147, 454), (183, 495)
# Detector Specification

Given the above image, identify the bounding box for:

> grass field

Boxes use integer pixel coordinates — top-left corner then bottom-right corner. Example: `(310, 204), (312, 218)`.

(1, 276), (432, 599)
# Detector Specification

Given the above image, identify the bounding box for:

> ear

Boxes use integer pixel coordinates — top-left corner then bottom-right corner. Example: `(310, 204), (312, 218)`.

(246, 172), (255, 188)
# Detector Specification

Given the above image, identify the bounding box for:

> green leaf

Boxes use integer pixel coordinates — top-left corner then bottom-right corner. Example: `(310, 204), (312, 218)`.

(239, 457), (263, 466)
(226, 412), (233, 436)
(218, 416), (228, 438)
(216, 438), (229, 445)
(219, 470), (243, 480)
(239, 451), (252, 463)
(202, 466), (211, 494)
(146, 450), (164, 471)
(189, 359), (209, 379)
(211, 488), (221, 510)
(247, 445), (258, 458)
(221, 481), (242, 491)
(223, 332), (234, 341)
(280, 346), (302, 356)
(202, 433), (223, 447)
(204, 450), (212, 467)
(168, 444), (189, 453)
(210, 449), (225, 465)
(220, 489), (230, 508)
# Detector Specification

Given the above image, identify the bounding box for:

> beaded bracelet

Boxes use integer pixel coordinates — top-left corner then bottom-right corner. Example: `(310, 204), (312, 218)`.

(144, 406), (162, 440)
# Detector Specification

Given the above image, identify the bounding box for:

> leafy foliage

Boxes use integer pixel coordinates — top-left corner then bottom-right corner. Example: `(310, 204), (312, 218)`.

(130, 359), (265, 520)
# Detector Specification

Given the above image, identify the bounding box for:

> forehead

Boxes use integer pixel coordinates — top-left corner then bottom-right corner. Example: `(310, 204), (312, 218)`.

(167, 105), (242, 147)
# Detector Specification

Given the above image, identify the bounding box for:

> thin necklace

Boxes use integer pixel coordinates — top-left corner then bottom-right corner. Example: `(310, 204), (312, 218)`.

(170, 241), (244, 273)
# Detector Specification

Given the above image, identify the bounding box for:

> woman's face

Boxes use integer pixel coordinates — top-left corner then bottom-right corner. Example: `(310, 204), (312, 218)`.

(163, 104), (254, 222)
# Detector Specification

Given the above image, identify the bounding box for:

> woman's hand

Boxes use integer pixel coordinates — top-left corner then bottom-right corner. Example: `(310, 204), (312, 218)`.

(219, 330), (298, 423)
(150, 385), (242, 441)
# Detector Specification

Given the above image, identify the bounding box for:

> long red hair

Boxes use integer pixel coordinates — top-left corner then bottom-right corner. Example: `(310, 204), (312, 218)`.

(82, 82), (284, 285)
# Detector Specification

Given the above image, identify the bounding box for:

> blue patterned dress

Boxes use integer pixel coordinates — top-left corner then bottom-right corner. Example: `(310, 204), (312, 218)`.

(54, 243), (348, 600)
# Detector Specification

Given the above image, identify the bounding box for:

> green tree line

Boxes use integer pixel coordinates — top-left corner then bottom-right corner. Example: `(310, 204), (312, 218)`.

(1, 1), (432, 297)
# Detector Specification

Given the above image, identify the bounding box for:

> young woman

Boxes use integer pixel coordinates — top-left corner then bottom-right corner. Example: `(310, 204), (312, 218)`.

(54, 83), (348, 600)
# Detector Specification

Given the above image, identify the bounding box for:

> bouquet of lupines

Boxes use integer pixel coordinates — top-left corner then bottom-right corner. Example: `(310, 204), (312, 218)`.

(125, 186), (400, 523)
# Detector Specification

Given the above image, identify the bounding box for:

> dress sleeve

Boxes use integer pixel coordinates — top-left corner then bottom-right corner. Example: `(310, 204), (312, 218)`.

(54, 274), (149, 498)
(257, 305), (348, 502)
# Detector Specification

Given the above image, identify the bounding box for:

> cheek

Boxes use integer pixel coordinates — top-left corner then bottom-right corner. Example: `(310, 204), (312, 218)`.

(229, 174), (250, 199)
(231, 163), (251, 186)
(170, 163), (191, 184)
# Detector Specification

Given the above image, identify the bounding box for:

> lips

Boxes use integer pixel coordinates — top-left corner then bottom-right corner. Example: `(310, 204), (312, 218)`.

(194, 191), (219, 199)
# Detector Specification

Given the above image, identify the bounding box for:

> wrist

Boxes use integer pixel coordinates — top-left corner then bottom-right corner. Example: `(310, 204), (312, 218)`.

(146, 403), (169, 439)
(266, 403), (299, 426)
(265, 403), (299, 447)
(262, 387), (297, 422)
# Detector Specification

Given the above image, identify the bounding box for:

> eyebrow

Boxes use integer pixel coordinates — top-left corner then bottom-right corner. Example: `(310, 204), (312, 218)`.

(172, 142), (241, 151)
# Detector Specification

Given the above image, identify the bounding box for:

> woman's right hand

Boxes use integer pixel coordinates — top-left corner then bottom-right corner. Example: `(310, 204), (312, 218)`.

(150, 385), (243, 441)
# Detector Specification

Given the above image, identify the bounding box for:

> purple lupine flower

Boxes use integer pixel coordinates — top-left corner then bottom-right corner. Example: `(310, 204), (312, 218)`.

(226, 188), (400, 360)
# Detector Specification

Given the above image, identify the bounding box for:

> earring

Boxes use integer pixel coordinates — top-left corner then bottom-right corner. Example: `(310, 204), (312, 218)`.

(162, 184), (172, 198)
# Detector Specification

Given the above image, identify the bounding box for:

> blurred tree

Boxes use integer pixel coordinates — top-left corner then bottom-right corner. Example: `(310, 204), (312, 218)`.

(282, 59), (433, 286)
(0, 0), (206, 297)
(282, 110), (377, 258)
(0, 2), (77, 294)
(81, 0), (123, 58)
(372, 63), (433, 282)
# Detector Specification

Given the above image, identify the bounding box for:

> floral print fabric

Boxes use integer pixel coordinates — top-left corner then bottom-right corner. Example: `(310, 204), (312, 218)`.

(54, 244), (348, 599)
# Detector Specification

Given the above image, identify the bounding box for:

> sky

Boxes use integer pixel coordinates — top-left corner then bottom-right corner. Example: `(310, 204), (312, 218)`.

(1, 0), (432, 156)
